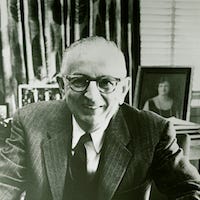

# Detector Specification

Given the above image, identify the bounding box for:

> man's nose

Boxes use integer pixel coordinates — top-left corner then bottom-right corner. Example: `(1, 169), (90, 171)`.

(84, 81), (101, 99)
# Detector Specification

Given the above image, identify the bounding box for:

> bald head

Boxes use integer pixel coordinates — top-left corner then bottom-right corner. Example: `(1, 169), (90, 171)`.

(61, 36), (127, 78)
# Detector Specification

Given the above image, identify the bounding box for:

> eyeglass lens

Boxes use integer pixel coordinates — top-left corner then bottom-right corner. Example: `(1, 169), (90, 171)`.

(67, 76), (120, 93)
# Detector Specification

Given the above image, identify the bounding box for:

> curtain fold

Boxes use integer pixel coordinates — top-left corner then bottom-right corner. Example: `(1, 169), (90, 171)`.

(0, 0), (138, 116)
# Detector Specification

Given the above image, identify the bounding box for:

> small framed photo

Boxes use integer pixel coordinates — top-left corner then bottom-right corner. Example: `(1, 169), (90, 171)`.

(0, 104), (8, 120)
(133, 66), (193, 120)
(18, 84), (62, 108)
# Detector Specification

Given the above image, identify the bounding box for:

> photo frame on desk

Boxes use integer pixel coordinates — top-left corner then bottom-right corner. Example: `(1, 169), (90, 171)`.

(18, 84), (62, 108)
(133, 66), (193, 120)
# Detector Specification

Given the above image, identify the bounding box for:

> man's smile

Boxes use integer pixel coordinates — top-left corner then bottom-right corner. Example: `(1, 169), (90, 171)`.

(82, 104), (104, 110)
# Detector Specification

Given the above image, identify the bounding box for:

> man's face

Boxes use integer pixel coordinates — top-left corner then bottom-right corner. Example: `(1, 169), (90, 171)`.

(62, 58), (129, 132)
(158, 81), (170, 96)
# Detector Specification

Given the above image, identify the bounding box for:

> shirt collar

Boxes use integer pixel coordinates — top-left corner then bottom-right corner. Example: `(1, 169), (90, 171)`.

(72, 116), (106, 153)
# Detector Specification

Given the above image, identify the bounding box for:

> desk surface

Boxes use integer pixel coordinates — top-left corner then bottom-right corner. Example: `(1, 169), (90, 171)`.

(189, 134), (200, 160)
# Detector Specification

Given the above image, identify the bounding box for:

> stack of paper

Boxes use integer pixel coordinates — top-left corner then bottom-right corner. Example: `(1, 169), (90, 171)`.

(168, 117), (200, 138)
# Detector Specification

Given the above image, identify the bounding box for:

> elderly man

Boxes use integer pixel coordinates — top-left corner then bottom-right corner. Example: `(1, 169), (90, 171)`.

(0, 36), (200, 200)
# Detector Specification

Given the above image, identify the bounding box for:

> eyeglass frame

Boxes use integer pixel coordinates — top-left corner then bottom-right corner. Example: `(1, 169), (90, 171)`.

(63, 74), (124, 94)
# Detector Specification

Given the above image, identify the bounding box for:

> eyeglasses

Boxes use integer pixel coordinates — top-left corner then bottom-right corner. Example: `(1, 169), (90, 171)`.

(65, 75), (122, 94)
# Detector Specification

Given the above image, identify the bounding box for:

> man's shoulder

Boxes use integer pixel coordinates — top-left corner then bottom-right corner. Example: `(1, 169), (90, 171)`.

(121, 103), (169, 144)
(121, 103), (167, 127)
(121, 103), (163, 119)
(15, 100), (68, 119)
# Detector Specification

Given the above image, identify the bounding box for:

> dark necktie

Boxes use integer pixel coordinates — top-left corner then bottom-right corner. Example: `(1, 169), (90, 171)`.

(70, 133), (92, 184)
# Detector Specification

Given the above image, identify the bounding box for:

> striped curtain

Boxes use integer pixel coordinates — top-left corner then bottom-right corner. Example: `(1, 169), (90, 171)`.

(0, 0), (139, 116)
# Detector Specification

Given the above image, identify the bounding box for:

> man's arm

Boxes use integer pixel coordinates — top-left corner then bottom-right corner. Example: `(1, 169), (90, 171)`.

(152, 121), (200, 199)
(0, 110), (26, 199)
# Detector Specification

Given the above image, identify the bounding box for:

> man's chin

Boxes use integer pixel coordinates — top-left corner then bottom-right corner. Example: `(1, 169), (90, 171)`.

(81, 116), (106, 131)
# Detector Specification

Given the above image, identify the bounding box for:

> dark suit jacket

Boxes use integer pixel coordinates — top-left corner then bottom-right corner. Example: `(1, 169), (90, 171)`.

(0, 100), (200, 200)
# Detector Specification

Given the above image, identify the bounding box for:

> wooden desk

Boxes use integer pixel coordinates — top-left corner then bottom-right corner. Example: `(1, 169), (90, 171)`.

(189, 133), (200, 160)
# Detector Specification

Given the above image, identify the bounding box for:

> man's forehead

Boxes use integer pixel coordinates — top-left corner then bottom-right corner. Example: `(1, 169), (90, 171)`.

(61, 38), (127, 77)
(70, 44), (121, 60)
(65, 59), (125, 77)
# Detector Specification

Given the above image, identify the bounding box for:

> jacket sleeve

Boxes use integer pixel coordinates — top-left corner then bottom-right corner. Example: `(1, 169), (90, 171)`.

(0, 110), (26, 200)
(152, 121), (200, 199)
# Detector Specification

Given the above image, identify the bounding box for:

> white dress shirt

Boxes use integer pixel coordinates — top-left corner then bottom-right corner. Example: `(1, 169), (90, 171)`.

(72, 116), (107, 175)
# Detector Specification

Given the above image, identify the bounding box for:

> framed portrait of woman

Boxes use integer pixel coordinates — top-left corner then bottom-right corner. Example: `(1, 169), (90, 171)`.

(133, 66), (193, 120)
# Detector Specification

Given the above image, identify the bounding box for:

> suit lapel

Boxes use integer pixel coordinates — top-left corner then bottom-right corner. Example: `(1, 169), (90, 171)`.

(42, 101), (72, 200)
(98, 108), (132, 200)
(41, 102), (133, 200)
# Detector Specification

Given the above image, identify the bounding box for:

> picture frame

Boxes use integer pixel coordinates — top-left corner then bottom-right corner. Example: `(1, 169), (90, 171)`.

(18, 84), (62, 108)
(0, 104), (8, 120)
(133, 66), (193, 120)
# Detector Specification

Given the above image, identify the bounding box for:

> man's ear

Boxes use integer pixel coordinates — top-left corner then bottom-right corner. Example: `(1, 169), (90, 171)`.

(56, 76), (65, 96)
(119, 77), (131, 105)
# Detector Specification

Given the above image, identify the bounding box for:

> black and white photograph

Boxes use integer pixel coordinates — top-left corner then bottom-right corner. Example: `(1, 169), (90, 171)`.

(134, 66), (192, 120)
(18, 84), (61, 108)
(1, 1), (200, 200)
